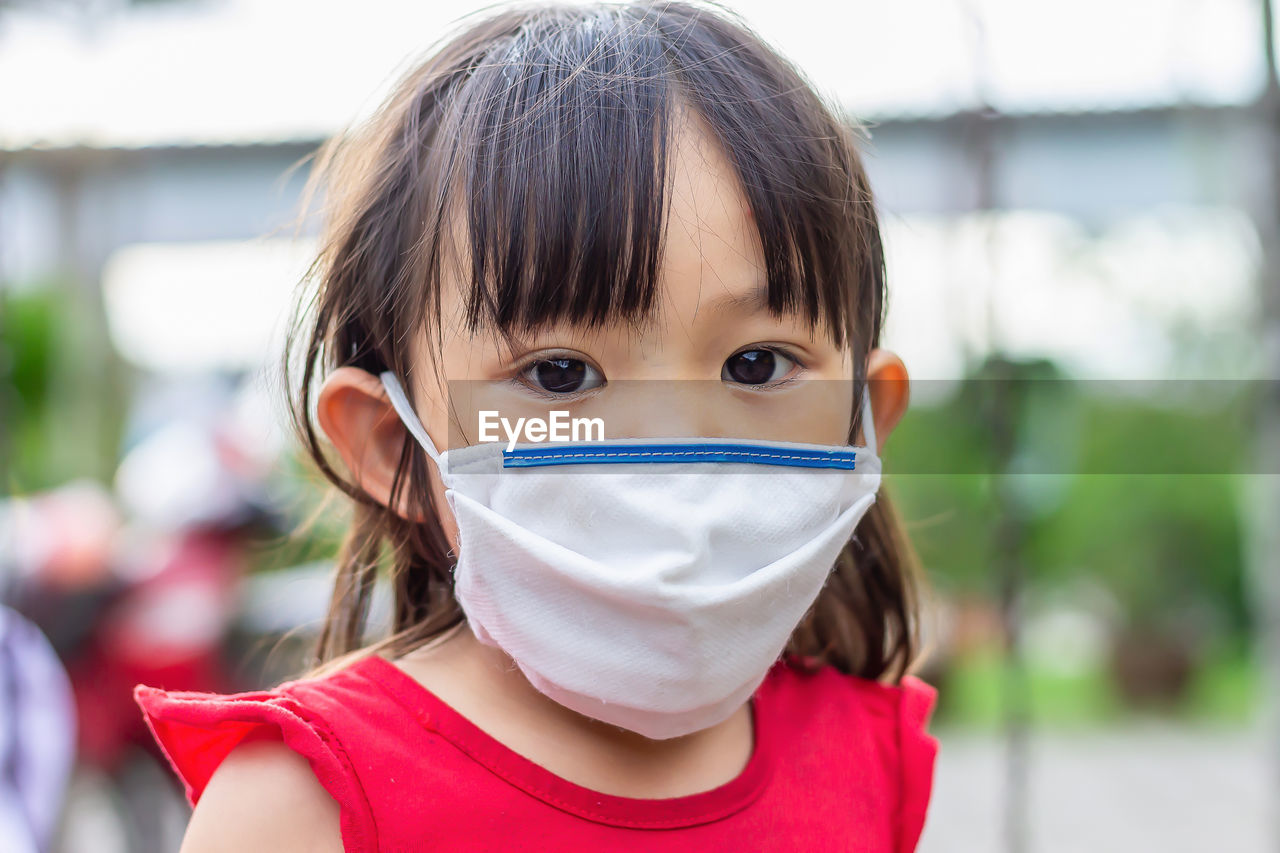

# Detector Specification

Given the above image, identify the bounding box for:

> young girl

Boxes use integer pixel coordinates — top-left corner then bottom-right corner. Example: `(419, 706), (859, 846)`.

(134, 2), (939, 850)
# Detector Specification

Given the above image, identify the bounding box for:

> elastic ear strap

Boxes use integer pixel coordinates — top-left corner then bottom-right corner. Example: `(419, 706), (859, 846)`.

(860, 383), (878, 450)
(379, 371), (442, 462)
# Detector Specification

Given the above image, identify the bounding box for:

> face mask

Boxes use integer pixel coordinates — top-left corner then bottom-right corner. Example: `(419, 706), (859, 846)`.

(379, 370), (882, 740)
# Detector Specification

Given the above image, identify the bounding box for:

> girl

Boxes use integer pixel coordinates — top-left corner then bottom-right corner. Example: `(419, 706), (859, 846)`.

(134, 2), (939, 850)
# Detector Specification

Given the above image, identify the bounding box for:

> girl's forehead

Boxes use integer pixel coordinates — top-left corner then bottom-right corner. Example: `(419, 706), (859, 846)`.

(662, 114), (768, 305)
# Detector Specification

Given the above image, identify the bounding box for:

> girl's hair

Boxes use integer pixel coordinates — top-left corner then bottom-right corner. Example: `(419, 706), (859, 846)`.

(284, 0), (931, 683)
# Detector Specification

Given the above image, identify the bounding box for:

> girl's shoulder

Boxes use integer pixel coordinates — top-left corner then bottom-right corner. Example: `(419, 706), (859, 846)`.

(767, 654), (940, 852)
(134, 654), (391, 853)
(770, 652), (940, 733)
(768, 652), (940, 770)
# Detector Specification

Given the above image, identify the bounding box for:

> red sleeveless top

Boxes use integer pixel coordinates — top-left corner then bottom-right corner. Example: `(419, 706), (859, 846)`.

(134, 653), (938, 852)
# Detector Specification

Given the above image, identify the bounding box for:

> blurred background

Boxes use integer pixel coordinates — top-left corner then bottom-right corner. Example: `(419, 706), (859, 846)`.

(1, 0), (1278, 851)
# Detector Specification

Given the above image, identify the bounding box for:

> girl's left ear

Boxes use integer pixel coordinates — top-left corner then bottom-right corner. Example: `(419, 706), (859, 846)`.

(315, 366), (431, 523)
(863, 349), (910, 453)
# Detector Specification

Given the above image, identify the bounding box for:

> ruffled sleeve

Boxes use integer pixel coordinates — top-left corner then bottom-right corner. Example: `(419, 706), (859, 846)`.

(132, 682), (377, 853)
(894, 674), (940, 853)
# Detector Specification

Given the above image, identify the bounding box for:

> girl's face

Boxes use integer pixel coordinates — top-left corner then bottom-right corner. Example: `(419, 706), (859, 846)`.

(318, 113), (908, 540)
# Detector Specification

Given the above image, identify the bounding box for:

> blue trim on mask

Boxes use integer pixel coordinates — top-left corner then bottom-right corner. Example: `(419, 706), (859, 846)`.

(502, 443), (859, 470)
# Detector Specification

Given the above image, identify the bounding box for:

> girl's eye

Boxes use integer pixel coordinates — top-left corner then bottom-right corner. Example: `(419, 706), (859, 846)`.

(722, 348), (799, 386)
(521, 357), (605, 395)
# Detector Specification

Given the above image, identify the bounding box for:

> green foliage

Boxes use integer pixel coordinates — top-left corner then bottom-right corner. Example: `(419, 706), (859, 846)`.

(1, 287), (56, 408)
(1, 285), (60, 492)
(934, 645), (1124, 730)
(1181, 635), (1263, 724)
(889, 357), (1252, 640)
(933, 643), (1260, 730)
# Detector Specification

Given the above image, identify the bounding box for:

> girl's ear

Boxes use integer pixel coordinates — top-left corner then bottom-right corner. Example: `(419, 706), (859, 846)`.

(315, 366), (431, 523)
(864, 349), (910, 453)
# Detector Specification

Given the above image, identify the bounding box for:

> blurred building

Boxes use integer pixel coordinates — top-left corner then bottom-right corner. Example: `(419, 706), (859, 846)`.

(0, 0), (1270, 380)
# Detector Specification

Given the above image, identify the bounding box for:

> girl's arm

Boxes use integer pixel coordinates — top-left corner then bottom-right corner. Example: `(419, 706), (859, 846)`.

(177, 739), (344, 853)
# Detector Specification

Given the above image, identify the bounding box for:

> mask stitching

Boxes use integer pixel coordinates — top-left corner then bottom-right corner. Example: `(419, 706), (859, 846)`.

(503, 449), (860, 466)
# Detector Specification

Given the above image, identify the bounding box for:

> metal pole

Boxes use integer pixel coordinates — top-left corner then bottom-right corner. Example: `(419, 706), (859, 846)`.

(1252, 1), (1280, 848)
(959, 3), (1030, 850)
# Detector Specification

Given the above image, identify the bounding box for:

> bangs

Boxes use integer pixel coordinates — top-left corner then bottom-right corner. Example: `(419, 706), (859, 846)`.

(425, 3), (877, 351)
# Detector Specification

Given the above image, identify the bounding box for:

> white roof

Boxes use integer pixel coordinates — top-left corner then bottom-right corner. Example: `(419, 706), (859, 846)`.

(0, 0), (1266, 150)
(102, 236), (316, 372)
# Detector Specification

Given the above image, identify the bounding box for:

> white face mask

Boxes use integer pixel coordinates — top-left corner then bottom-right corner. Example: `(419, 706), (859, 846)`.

(379, 370), (882, 740)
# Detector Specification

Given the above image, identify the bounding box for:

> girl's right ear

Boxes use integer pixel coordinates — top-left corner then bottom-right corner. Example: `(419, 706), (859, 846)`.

(316, 366), (432, 523)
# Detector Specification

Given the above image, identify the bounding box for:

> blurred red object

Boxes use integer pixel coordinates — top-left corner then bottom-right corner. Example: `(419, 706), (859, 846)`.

(65, 526), (243, 769)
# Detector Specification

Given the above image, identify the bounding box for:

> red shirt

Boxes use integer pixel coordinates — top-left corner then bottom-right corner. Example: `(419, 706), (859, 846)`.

(134, 653), (938, 852)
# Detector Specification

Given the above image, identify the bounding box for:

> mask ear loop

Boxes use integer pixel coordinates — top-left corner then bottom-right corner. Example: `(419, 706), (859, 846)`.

(379, 370), (443, 463)
(859, 383), (878, 451)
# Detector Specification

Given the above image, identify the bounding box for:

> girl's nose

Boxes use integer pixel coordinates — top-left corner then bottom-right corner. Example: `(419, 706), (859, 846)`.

(596, 379), (738, 440)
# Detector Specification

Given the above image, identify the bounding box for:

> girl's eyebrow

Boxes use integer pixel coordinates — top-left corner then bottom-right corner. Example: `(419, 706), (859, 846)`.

(495, 329), (536, 356)
(487, 285), (781, 352)
(492, 328), (587, 357)
(704, 284), (773, 315)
